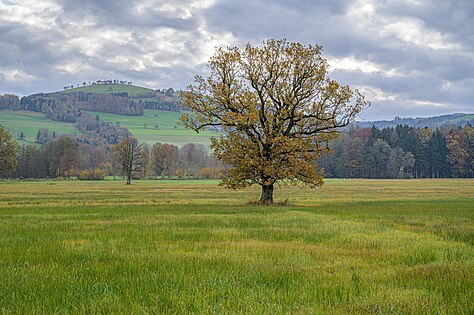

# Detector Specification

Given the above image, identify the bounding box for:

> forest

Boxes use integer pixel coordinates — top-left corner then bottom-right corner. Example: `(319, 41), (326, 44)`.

(319, 124), (474, 179)
(2, 123), (473, 180)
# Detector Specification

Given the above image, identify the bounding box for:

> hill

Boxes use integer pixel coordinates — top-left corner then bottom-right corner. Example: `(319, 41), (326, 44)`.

(0, 110), (79, 144)
(64, 83), (180, 108)
(356, 113), (474, 129)
(2, 84), (472, 147)
(66, 83), (156, 96)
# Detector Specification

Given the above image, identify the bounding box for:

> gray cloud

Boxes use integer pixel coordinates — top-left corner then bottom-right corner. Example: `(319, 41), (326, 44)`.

(0, 0), (472, 120)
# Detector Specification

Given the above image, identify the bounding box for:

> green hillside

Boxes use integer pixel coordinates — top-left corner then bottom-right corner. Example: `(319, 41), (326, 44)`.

(0, 110), (78, 144)
(65, 83), (155, 96)
(87, 110), (219, 147)
(0, 108), (216, 147)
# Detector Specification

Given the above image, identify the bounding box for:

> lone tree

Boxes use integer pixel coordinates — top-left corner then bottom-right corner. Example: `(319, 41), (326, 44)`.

(113, 137), (144, 184)
(0, 126), (18, 176)
(181, 39), (369, 204)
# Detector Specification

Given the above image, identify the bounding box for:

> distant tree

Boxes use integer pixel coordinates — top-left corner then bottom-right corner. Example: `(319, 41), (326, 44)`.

(18, 131), (25, 140)
(0, 126), (18, 176)
(462, 125), (474, 177)
(446, 130), (469, 177)
(181, 39), (368, 203)
(44, 137), (78, 177)
(427, 129), (449, 178)
(151, 142), (178, 177)
(35, 128), (51, 144)
(113, 137), (144, 184)
(366, 139), (391, 178)
(141, 144), (151, 178)
(178, 143), (208, 177)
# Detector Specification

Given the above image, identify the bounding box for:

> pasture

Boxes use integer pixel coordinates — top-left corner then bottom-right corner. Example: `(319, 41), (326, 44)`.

(0, 110), (78, 144)
(0, 179), (472, 314)
(87, 109), (218, 147)
(66, 84), (156, 96)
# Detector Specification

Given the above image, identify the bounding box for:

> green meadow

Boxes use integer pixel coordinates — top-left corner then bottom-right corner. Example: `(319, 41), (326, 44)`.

(66, 84), (156, 95)
(0, 108), (217, 147)
(0, 179), (472, 314)
(0, 110), (78, 144)
(87, 110), (218, 147)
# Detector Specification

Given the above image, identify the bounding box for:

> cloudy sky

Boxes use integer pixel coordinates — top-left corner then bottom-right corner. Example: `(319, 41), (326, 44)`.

(0, 0), (472, 120)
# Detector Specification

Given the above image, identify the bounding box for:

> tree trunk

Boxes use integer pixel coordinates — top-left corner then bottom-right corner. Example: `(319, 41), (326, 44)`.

(260, 184), (274, 204)
(126, 173), (132, 185)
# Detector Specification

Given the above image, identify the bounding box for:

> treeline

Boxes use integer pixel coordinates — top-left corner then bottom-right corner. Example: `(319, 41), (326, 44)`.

(319, 124), (474, 178)
(12, 137), (221, 180)
(19, 92), (143, 122)
(0, 94), (20, 109)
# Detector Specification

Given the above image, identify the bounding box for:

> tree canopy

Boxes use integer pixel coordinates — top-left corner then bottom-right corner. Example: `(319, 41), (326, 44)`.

(0, 125), (18, 176)
(181, 39), (369, 203)
(113, 137), (144, 184)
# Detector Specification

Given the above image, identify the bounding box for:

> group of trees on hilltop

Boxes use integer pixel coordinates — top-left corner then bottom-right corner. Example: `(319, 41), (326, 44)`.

(319, 124), (474, 179)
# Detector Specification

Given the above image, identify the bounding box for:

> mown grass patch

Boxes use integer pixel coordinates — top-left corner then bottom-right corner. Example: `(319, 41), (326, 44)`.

(0, 179), (472, 313)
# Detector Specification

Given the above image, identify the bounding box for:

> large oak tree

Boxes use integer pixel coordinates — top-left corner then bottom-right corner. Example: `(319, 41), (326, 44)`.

(181, 39), (369, 204)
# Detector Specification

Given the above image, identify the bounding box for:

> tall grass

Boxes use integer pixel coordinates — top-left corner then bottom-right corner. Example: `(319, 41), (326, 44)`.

(0, 179), (472, 313)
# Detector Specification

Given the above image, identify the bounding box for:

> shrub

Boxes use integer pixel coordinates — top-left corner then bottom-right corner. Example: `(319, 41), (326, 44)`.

(77, 169), (106, 180)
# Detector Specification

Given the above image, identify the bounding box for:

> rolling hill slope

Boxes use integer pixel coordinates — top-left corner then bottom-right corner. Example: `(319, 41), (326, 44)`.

(66, 83), (156, 95)
(87, 109), (218, 147)
(2, 83), (472, 147)
(0, 110), (79, 144)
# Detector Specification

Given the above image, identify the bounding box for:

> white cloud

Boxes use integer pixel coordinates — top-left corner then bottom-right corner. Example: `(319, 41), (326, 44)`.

(356, 86), (397, 102)
(411, 99), (450, 108)
(0, 68), (38, 81)
(0, 0), (61, 30)
(348, 0), (463, 51)
(328, 56), (403, 77)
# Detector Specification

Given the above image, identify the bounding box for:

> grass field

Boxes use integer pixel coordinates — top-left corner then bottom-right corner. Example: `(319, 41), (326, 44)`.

(65, 84), (155, 95)
(87, 110), (218, 147)
(0, 108), (216, 147)
(0, 179), (472, 313)
(0, 110), (79, 144)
